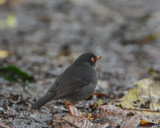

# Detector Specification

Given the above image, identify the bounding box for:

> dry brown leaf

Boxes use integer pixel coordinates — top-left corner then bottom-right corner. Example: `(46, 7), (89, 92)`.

(63, 105), (94, 128)
(0, 122), (10, 128)
(63, 105), (101, 128)
(96, 105), (134, 126)
(98, 105), (132, 117)
(63, 105), (139, 127)
(64, 115), (94, 128)
(69, 105), (83, 117)
(122, 114), (140, 128)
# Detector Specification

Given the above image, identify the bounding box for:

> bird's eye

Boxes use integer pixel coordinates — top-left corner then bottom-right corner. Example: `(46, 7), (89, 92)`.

(91, 57), (95, 62)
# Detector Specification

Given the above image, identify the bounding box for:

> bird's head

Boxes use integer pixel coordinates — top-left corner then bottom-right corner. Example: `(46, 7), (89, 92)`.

(74, 52), (102, 67)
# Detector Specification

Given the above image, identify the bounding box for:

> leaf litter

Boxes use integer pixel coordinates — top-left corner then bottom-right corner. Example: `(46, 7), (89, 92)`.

(63, 79), (160, 127)
(0, 122), (10, 128)
(117, 79), (160, 124)
(63, 104), (141, 128)
(1, 79), (160, 128)
(63, 105), (105, 128)
(1, 0), (160, 127)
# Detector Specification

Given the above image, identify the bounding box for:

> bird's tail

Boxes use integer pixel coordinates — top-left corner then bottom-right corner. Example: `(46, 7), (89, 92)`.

(32, 92), (55, 109)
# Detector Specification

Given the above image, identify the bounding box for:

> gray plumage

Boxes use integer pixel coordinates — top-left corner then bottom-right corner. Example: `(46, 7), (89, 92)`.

(32, 52), (99, 109)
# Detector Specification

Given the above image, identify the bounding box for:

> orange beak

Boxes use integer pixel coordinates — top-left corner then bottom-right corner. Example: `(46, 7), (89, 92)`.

(96, 56), (102, 61)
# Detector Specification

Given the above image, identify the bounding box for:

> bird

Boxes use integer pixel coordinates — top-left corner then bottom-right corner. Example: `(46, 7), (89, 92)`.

(32, 52), (102, 117)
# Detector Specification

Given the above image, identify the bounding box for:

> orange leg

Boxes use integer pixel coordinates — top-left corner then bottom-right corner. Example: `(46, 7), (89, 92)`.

(63, 101), (73, 116)
(64, 101), (93, 120)
(92, 92), (108, 97)
(87, 113), (92, 120)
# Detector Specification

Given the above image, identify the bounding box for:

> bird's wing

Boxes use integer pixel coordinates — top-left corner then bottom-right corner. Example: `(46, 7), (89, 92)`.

(48, 64), (96, 99)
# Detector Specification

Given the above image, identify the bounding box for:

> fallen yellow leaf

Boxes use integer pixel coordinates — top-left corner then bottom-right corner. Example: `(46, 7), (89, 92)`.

(0, 0), (7, 5)
(141, 120), (152, 125)
(0, 50), (10, 58)
(117, 79), (160, 124)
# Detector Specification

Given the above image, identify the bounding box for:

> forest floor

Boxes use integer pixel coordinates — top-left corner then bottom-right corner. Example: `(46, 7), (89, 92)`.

(0, 0), (160, 127)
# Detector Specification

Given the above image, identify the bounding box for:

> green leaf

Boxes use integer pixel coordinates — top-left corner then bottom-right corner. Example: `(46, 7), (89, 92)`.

(0, 13), (17, 29)
(0, 65), (33, 85)
(6, 14), (17, 28)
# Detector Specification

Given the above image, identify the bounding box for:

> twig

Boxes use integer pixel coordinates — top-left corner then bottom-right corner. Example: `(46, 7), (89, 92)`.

(122, 107), (160, 113)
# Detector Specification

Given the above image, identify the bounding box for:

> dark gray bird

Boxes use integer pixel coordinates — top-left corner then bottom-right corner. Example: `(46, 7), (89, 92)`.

(32, 52), (102, 112)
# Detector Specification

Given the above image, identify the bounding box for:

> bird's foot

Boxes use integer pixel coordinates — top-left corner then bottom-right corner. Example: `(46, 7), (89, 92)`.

(86, 113), (93, 120)
(63, 101), (73, 116)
